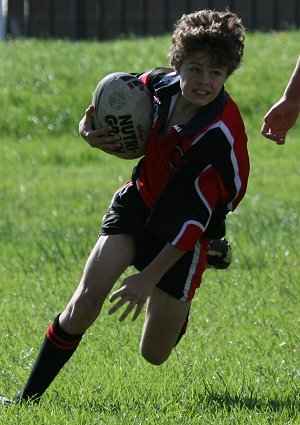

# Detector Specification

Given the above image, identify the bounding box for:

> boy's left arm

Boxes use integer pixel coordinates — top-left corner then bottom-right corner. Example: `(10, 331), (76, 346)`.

(108, 242), (186, 321)
(169, 166), (230, 251)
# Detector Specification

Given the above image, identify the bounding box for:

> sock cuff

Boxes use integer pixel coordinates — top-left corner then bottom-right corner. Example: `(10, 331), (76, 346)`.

(46, 314), (83, 351)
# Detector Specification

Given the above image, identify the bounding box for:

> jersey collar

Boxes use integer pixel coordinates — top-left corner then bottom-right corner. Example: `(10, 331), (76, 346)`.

(154, 72), (227, 136)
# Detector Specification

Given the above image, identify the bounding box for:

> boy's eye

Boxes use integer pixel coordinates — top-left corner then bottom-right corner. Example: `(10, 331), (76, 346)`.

(189, 66), (201, 73)
(188, 66), (224, 77)
(210, 70), (222, 77)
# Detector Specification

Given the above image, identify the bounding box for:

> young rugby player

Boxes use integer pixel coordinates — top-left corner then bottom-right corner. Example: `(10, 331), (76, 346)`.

(1, 9), (249, 404)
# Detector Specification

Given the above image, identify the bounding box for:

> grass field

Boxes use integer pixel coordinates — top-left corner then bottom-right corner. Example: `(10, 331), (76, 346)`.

(0, 30), (299, 424)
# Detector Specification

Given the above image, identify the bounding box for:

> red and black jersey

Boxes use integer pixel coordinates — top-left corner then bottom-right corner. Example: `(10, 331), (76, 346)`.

(133, 69), (250, 251)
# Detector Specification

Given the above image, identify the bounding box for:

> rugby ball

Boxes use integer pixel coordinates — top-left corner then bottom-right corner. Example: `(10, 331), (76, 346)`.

(92, 72), (153, 159)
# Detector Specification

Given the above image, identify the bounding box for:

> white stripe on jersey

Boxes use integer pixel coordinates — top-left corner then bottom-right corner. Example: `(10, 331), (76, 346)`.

(194, 164), (213, 218)
(172, 220), (205, 246)
(181, 241), (202, 301)
(191, 120), (242, 210)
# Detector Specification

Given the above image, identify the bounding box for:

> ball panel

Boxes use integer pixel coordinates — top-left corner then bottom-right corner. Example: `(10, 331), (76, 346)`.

(92, 72), (153, 159)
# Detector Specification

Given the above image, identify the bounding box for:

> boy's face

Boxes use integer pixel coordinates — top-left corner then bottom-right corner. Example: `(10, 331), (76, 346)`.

(176, 52), (228, 107)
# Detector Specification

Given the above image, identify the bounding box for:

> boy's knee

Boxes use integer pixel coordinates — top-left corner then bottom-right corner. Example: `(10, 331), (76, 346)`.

(63, 293), (104, 332)
(140, 344), (172, 366)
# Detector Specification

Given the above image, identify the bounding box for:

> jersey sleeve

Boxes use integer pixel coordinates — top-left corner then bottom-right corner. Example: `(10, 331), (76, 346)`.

(136, 68), (173, 95)
(169, 166), (230, 250)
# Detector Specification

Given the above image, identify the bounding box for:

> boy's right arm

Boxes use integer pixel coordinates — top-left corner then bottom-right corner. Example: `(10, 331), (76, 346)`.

(79, 105), (122, 153)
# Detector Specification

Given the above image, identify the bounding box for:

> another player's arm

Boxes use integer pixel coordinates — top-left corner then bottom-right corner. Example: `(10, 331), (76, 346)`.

(283, 55), (300, 104)
(261, 55), (300, 144)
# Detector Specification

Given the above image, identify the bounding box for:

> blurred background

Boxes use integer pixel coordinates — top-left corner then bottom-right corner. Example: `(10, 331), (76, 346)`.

(1, 0), (300, 41)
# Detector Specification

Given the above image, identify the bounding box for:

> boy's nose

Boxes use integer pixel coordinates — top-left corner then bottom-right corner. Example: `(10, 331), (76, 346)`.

(197, 72), (210, 84)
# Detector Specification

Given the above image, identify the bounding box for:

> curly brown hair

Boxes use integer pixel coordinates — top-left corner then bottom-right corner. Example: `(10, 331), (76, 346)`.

(168, 10), (245, 76)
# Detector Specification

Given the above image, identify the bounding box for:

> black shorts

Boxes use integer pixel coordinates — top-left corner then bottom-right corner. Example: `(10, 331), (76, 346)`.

(100, 182), (207, 301)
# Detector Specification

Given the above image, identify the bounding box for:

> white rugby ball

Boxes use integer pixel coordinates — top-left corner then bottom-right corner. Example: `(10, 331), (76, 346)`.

(92, 72), (153, 159)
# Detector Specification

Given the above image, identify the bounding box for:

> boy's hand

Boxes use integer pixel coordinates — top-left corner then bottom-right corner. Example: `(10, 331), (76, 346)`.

(79, 105), (121, 152)
(108, 274), (156, 321)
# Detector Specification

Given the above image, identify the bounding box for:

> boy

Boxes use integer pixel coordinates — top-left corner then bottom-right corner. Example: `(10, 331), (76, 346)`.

(1, 9), (249, 404)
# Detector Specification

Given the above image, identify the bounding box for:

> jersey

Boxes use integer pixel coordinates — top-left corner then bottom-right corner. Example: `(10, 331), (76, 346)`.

(134, 69), (250, 251)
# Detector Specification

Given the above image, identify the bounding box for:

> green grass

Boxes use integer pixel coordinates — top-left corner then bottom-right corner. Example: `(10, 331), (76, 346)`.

(0, 32), (300, 424)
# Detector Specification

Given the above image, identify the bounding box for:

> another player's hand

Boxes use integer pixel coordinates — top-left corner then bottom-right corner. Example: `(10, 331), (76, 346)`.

(108, 274), (156, 322)
(79, 105), (122, 152)
(261, 98), (300, 144)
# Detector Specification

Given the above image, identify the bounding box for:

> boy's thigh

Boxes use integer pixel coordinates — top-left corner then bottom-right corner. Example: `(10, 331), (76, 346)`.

(140, 287), (191, 364)
(82, 234), (136, 293)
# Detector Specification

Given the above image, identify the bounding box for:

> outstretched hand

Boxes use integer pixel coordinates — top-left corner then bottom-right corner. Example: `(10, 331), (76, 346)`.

(108, 273), (156, 321)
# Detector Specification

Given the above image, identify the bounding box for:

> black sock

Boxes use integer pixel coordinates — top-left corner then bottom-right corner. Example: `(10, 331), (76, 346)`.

(18, 314), (84, 401)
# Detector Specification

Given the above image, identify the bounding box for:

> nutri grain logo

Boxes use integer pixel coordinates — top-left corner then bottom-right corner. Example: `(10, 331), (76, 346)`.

(104, 114), (139, 153)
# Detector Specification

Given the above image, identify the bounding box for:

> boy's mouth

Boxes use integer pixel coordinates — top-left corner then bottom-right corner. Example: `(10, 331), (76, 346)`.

(194, 89), (210, 97)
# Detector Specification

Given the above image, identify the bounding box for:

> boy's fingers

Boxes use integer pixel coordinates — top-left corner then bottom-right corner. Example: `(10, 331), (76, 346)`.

(86, 105), (94, 115)
(109, 287), (124, 303)
(131, 304), (144, 321)
(108, 295), (128, 315)
(118, 302), (136, 322)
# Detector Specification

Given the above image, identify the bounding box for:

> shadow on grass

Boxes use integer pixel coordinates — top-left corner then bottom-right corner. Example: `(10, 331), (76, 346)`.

(204, 391), (299, 414)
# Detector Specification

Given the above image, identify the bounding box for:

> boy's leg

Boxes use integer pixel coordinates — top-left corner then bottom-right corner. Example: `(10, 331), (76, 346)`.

(59, 234), (136, 334)
(16, 234), (136, 402)
(139, 287), (191, 365)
